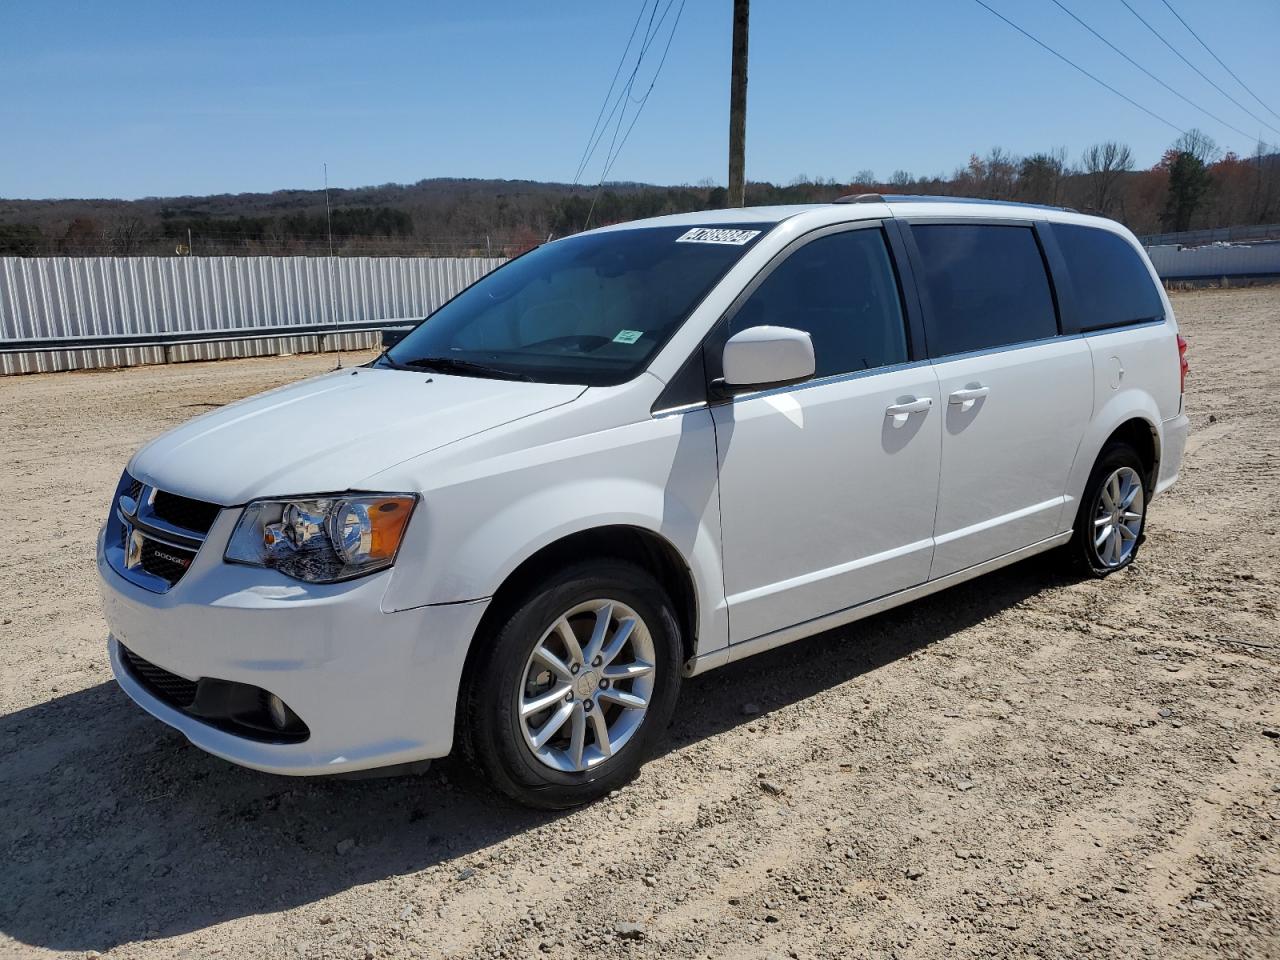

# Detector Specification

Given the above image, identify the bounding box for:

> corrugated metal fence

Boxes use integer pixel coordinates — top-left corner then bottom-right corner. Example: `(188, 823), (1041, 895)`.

(1145, 242), (1280, 281)
(6, 243), (1279, 375)
(1, 256), (505, 375)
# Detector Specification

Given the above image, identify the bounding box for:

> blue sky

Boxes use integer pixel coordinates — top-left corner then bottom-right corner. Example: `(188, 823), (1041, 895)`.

(2, 0), (1278, 200)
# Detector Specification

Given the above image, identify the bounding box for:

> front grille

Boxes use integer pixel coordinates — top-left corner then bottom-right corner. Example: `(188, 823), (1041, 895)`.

(151, 490), (220, 535)
(107, 472), (219, 593)
(119, 477), (143, 550)
(120, 644), (198, 708)
(138, 538), (197, 585)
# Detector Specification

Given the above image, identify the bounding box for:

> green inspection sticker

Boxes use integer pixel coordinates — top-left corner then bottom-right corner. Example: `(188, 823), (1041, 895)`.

(612, 329), (643, 344)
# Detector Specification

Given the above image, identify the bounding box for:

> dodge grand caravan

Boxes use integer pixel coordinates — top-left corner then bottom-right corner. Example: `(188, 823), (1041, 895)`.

(99, 196), (1189, 808)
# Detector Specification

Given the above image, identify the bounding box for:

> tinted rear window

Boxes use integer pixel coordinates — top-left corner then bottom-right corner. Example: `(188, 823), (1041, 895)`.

(1054, 224), (1164, 331)
(913, 224), (1058, 357)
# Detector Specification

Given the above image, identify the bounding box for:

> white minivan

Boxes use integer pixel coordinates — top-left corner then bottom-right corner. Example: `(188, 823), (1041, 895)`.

(99, 196), (1190, 808)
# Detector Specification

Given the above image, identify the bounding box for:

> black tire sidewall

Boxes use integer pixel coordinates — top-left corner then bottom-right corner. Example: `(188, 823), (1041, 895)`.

(1075, 443), (1148, 577)
(467, 560), (682, 808)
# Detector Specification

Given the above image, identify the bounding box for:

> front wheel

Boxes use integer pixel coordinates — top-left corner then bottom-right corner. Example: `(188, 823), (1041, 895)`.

(1067, 442), (1149, 577)
(459, 560), (683, 809)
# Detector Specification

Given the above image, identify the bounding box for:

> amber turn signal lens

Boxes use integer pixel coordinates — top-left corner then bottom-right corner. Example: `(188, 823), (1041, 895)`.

(366, 496), (415, 559)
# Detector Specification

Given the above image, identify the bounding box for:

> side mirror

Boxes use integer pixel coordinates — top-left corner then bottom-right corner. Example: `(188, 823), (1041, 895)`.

(718, 325), (816, 393)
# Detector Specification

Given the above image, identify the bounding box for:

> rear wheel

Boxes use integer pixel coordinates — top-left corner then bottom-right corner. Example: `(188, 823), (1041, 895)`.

(1067, 442), (1149, 577)
(459, 560), (682, 809)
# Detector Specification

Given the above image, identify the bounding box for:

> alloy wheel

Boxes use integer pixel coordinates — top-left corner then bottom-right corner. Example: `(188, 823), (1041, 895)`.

(1092, 466), (1145, 568)
(517, 599), (656, 773)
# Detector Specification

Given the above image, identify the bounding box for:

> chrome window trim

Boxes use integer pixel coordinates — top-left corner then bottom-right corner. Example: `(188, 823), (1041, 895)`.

(926, 333), (1076, 365)
(726, 358), (934, 403)
(651, 399), (710, 418)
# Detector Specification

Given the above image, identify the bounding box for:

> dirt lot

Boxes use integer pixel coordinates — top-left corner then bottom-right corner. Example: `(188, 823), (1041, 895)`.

(1, 286), (1278, 960)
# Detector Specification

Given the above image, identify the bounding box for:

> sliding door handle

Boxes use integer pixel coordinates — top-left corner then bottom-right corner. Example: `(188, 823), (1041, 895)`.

(948, 385), (990, 406)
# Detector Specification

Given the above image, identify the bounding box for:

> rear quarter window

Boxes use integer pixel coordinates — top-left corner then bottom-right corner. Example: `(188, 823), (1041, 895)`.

(911, 223), (1059, 358)
(1054, 223), (1165, 331)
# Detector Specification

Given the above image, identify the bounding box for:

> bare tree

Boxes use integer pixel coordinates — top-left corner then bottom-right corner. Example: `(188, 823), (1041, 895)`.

(1019, 147), (1069, 205)
(975, 147), (1017, 200)
(108, 217), (144, 256)
(1249, 139), (1279, 224)
(1081, 141), (1134, 215)
(1173, 128), (1219, 165)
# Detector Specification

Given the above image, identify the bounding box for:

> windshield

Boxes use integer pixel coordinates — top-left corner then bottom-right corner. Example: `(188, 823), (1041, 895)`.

(380, 223), (772, 386)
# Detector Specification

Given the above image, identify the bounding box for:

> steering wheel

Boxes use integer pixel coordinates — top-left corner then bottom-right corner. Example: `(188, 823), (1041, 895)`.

(524, 334), (615, 354)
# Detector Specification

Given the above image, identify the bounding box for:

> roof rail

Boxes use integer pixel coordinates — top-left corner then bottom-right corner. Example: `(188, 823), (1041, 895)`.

(832, 193), (1077, 213)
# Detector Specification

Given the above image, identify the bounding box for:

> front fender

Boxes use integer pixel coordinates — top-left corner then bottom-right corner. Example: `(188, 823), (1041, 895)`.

(376, 409), (729, 658)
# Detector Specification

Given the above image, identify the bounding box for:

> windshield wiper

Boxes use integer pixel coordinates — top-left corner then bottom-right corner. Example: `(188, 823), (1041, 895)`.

(399, 356), (534, 382)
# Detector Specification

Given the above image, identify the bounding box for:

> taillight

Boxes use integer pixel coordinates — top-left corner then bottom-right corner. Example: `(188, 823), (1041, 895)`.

(1177, 334), (1189, 394)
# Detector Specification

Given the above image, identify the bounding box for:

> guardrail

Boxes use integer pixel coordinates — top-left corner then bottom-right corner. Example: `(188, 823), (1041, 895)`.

(0, 318), (418, 356)
(1145, 240), (1280, 281)
(1139, 222), (1280, 248)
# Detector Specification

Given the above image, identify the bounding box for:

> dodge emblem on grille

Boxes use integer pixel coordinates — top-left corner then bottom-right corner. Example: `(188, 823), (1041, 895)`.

(152, 549), (193, 569)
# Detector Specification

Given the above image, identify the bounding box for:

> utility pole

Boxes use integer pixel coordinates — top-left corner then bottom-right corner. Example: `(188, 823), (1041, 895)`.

(323, 162), (335, 257)
(727, 0), (749, 207)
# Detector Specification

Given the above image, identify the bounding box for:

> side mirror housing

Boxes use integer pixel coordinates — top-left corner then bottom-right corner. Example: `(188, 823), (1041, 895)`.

(718, 325), (816, 394)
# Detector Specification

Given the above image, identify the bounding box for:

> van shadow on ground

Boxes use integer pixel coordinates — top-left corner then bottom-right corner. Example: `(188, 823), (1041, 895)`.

(0, 557), (1060, 953)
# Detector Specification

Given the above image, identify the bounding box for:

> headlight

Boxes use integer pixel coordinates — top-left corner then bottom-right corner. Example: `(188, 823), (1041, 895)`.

(225, 493), (417, 583)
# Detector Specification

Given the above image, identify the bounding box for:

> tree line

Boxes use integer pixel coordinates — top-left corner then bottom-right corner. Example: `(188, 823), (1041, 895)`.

(1, 130), (1275, 258)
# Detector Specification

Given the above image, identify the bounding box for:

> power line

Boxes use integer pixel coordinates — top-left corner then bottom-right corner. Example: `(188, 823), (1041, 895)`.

(1046, 0), (1252, 142)
(1158, 0), (1280, 126)
(576, 1), (663, 190)
(598, 0), (686, 183)
(1117, 0), (1280, 138)
(970, 0), (1186, 135)
(585, 0), (686, 225)
(572, 1), (651, 185)
(589, 0), (673, 192)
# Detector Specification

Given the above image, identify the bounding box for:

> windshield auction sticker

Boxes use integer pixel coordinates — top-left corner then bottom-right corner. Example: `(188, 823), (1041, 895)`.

(675, 227), (762, 245)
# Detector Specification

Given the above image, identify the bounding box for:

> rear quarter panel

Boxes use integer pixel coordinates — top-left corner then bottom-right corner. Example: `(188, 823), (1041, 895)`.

(1050, 217), (1185, 520)
(1062, 318), (1182, 522)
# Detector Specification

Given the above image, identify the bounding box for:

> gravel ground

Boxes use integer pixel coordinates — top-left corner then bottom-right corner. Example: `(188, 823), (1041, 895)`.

(1, 286), (1278, 960)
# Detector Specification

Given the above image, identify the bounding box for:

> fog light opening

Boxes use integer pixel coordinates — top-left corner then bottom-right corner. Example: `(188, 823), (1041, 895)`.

(267, 693), (291, 730)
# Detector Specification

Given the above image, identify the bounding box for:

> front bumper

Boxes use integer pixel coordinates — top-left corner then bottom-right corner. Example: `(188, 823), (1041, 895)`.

(98, 519), (489, 776)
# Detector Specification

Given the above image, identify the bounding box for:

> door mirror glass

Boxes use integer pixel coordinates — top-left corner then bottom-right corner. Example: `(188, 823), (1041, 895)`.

(720, 325), (816, 392)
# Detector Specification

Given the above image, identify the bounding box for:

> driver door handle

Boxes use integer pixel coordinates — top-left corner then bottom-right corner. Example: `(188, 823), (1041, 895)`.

(885, 396), (933, 416)
(885, 396), (933, 425)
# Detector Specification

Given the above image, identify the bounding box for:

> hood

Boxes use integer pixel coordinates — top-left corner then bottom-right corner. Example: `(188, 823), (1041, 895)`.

(129, 367), (585, 504)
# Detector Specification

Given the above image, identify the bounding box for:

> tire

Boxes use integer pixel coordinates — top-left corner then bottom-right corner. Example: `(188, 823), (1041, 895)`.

(1066, 442), (1149, 578)
(459, 559), (683, 809)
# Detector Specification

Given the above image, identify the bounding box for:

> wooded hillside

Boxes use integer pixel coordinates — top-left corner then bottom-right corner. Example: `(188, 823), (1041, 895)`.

(2, 131), (1275, 257)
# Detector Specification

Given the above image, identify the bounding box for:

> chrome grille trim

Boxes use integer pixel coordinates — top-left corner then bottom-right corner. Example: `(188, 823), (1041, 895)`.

(105, 473), (220, 594)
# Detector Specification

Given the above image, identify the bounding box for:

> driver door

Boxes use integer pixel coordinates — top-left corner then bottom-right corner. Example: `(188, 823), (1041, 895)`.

(711, 223), (942, 643)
